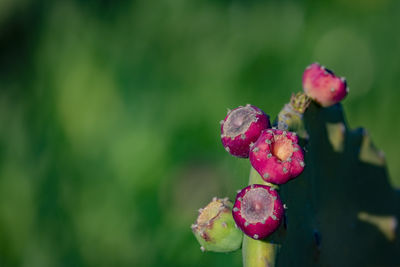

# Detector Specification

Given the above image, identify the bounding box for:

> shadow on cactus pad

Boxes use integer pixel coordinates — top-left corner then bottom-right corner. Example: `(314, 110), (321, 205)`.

(277, 102), (400, 266)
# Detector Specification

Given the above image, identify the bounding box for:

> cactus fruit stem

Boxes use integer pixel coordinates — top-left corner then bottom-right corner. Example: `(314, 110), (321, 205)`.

(242, 167), (282, 267)
(243, 236), (279, 267)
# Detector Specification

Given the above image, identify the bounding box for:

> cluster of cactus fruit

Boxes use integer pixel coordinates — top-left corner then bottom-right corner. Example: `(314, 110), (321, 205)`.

(191, 63), (400, 266)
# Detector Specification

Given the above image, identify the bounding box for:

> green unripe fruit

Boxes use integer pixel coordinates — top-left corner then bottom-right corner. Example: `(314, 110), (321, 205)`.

(192, 197), (243, 252)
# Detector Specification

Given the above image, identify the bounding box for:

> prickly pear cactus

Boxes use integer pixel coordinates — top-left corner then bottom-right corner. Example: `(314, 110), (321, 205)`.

(191, 64), (400, 267)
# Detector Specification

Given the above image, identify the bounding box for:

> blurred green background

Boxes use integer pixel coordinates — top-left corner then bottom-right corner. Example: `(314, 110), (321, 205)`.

(0, 0), (399, 266)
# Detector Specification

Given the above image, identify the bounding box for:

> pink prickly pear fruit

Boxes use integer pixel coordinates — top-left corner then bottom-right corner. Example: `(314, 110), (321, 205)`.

(302, 63), (348, 107)
(192, 197), (243, 252)
(232, 184), (284, 240)
(221, 104), (271, 158)
(249, 129), (305, 185)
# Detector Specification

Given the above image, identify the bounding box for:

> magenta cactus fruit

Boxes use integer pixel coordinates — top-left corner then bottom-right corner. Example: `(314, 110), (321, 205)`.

(249, 129), (305, 184)
(232, 184), (284, 240)
(221, 104), (270, 158)
(302, 63), (348, 107)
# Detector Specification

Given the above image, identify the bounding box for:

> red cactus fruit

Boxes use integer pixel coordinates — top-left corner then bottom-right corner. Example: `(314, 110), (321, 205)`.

(302, 63), (348, 107)
(232, 184), (284, 240)
(221, 104), (270, 158)
(249, 129), (305, 184)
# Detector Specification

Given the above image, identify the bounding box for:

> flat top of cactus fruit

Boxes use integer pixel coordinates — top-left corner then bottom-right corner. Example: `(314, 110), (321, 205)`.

(242, 187), (274, 224)
(272, 135), (294, 161)
(224, 106), (256, 138)
(197, 199), (227, 225)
